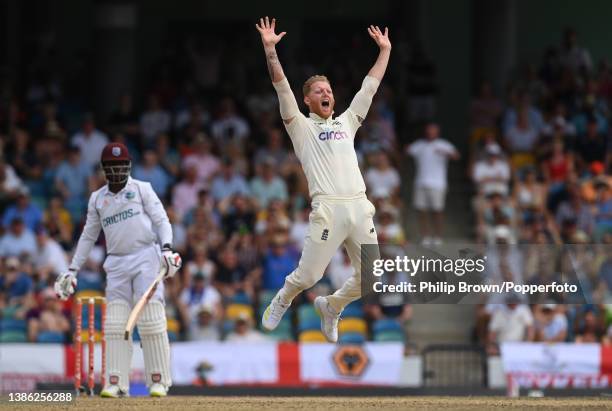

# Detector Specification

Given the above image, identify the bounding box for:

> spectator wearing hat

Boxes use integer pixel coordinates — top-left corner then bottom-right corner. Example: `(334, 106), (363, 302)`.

(375, 204), (406, 246)
(189, 304), (221, 341)
(0, 217), (37, 257)
(534, 304), (568, 342)
(0, 157), (25, 212)
(178, 270), (222, 336)
(70, 113), (109, 169)
(0, 257), (35, 317)
(472, 144), (511, 199)
(249, 157), (288, 209)
(1, 187), (42, 231)
(225, 312), (267, 342)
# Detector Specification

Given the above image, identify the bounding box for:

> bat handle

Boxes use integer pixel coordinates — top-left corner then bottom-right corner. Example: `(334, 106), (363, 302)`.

(124, 331), (129, 341)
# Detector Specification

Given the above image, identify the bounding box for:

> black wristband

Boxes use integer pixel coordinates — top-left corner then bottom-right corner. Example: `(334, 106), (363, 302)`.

(162, 243), (172, 251)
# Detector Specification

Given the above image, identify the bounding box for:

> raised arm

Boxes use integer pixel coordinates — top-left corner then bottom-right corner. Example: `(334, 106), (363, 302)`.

(256, 16), (299, 124)
(366, 25), (391, 81)
(348, 26), (392, 122)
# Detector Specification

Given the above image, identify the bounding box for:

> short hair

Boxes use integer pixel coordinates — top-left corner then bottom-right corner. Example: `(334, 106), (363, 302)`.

(302, 75), (330, 96)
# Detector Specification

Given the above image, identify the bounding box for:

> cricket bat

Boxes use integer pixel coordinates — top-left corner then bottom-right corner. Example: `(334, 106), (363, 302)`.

(124, 264), (168, 340)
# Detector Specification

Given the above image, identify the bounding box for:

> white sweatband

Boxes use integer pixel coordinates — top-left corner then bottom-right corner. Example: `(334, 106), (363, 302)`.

(272, 77), (300, 120)
(349, 75), (380, 119)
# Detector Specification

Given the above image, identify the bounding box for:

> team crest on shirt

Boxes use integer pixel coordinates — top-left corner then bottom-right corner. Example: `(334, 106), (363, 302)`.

(125, 191), (135, 200)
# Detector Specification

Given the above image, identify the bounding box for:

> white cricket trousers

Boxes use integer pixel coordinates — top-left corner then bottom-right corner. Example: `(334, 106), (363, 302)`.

(282, 194), (379, 312)
(103, 243), (164, 304)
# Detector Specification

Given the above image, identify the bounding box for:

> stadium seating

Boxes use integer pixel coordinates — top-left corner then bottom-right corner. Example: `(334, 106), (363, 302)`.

(342, 302), (364, 319)
(262, 318), (293, 341)
(338, 318), (367, 336)
(226, 303), (254, 321)
(36, 331), (66, 343)
(372, 319), (404, 342)
(298, 330), (327, 343)
(373, 330), (404, 342)
(338, 332), (366, 344)
(0, 331), (27, 343)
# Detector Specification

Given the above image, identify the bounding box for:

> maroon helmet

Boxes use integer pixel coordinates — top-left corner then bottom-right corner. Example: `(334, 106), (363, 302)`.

(100, 143), (131, 184)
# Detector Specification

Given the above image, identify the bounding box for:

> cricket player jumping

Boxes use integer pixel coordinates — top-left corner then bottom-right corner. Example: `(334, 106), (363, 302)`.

(54, 142), (182, 397)
(257, 17), (390, 342)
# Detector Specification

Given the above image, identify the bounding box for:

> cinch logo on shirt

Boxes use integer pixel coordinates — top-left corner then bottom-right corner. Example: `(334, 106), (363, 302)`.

(102, 208), (140, 227)
(318, 131), (348, 141)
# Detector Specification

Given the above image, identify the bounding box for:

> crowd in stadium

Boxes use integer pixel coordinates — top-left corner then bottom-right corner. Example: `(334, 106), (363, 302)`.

(470, 29), (612, 351)
(0, 27), (610, 347)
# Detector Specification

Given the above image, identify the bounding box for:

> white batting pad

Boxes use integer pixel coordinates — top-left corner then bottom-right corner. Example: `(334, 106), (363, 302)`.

(104, 300), (133, 392)
(137, 300), (172, 387)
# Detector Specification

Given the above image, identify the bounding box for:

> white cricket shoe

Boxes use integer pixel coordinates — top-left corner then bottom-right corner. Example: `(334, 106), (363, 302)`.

(100, 384), (128, 398)
(262, 293), (290, 330)
(149, 383), (168, 397)
(314, 296), (340, 343)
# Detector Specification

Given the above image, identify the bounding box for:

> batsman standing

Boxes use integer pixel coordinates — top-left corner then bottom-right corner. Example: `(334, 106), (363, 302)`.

(257, 17), (390, 342)
(54, 142), (182, 397)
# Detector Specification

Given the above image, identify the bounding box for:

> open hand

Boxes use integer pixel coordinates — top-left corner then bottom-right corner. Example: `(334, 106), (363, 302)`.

(256, 16), (286, 48)
(368, 25), (391, 50)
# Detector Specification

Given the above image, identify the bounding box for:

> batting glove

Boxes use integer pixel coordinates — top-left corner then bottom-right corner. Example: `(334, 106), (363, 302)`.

(161, 244), (182, 278)
(54, 269), (77, 301)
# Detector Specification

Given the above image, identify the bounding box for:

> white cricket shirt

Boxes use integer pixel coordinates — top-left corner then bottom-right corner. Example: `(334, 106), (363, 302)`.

(69, 177), (172, 270)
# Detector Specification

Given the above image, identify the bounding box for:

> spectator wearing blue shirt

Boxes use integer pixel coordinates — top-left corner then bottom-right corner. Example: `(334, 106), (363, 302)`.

(1, 188), (42, 231)
(0, 257), (34, 308)
(250, 158), (288, 209)
(54, 146), (91, 223)
(0, 217), (37, 257)
(210, 159), (250, 202)
(261, 231), (298, 290)
(133, 149), (172, 199)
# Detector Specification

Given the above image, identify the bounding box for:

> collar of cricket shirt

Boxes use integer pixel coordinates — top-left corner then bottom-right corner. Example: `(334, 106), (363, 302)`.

(309, 112), (335, 125)
(104, 176), (134, 197)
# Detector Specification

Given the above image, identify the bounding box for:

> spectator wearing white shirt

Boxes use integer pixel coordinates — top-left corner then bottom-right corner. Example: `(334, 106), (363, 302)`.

(488, 300), (535, 354)
(70, 114), (109, 169)
(472, 144), (511, 197)
(225, 313), (267, 342)
(177, 271), (222, 338)
(504, 109), (540, 169)
(210, 98), (250, 142)
(140, 94), (171, 144)
(34, 228), (68, 277)
(560, 28), (592, 74)
(365, 151), (400, 199)
(407, 123), (459, 245)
